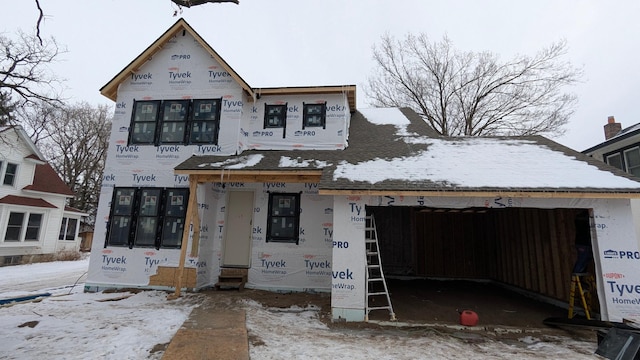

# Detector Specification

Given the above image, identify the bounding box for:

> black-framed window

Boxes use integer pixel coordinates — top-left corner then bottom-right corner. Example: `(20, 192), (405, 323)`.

(130, 100), (161, 144)
(266, 192), (300, 244)
(106, 187), (189, 249)
(129, 98), (221, 146)
(190, 99), (221, 144)
(264, 104), (287, 136)
(3, 162), (18, 186)
(58, 217), (79, 241)
(303, 102), (326, 129)
(4, 212), (42, 242)
(160, 100), (189, 144)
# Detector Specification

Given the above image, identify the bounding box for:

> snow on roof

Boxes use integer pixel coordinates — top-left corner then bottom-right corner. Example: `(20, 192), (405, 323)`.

(334, 111), (640, 189)
(197, 154), (264, 169)
(279, 156), (331, 168)
(360, 107), (420, 137)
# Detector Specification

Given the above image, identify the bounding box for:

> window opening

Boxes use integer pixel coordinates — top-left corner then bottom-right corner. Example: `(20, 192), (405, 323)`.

(303, 102), (326, 129)
(264, 104), (288, 138)
(266, 192), (300, 244)
(3, 163), (18, 186)
(106, 187), (189, 249)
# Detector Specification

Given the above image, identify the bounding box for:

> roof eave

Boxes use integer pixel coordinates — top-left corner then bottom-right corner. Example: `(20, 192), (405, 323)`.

(254, 85), (357, 112)
(317, 188), (640, 199)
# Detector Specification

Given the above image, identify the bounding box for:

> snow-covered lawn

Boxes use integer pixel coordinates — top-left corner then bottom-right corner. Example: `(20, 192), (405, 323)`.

(0, 259), (601, 359)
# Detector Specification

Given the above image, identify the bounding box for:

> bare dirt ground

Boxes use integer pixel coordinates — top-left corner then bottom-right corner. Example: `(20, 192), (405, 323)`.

(197, 278), (598, 344)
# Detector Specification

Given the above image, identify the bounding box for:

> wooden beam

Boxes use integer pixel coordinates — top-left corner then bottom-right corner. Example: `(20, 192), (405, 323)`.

(189, 174), (322, 184)
(317, 189), (640, 199)
(168, 177), (198, 300)
(175, 169), (321, 176)
(189, 192), (201, 258)
(174, 169), (322, 184)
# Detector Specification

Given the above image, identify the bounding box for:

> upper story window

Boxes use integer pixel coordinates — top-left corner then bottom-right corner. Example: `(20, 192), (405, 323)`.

(190, 99), (221, 144)
(264, 104), (287, 129)
(624, 147), (640, 177)
(606, 153), (623, 171)
(129, 98), (221, 146)
(160, 100), (189, 144)
(266, 192), (300, 244)
(131, 100), (161, 144)
(605, 145), (640, 177)
(106, 187), (188, 249)
(303, 102), (326, 129)
(4, 212), (43, 243)
(2, 162), (18, 186)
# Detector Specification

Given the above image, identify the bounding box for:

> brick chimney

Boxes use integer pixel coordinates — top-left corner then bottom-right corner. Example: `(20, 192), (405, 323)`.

(604, 116), (622, 140)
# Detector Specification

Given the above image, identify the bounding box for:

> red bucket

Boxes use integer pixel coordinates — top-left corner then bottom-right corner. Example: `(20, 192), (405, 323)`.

(459, 310), (479, 326)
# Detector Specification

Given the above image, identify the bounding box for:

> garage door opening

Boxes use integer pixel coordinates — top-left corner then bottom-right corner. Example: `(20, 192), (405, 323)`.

(366, 206), (598, 325)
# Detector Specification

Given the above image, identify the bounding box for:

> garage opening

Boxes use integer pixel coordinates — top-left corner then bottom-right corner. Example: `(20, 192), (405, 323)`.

(366, 206), (597, 325)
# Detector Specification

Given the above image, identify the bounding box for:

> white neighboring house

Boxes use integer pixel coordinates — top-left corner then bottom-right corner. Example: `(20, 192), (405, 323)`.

(0, 125), (86, 266)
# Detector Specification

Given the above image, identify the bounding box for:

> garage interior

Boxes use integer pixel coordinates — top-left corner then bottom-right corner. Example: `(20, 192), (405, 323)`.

(366, 206), (598, 326)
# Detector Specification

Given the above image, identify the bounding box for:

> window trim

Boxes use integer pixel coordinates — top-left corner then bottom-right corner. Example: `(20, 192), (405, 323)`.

(59, 217), (79, 241)
(105, 187), (189, 249)
(605, 152), (623, 171)
(2, 210), (44, 244)
(604, 143), (640, 177)
(302, 102), (327, 129)
(2, 162), (18, 187)
(266, 192), (301, 244)
(623, 146), (640, 177)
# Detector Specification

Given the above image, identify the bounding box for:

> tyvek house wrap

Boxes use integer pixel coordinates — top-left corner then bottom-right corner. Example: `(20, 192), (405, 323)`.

(86, 29), (343, 292)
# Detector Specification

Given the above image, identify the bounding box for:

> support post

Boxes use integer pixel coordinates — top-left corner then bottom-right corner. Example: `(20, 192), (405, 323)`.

(168, 177), (198, 300)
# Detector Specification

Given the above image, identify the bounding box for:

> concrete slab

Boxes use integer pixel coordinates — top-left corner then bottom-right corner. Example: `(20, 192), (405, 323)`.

(163, 307), (249, 360)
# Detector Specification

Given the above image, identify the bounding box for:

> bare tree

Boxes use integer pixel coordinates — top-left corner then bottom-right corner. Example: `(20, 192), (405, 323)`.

(21, 102), (112, 224)
(0, 30), (64, 116)
(366, 33), (583, 137)
(30, 0), (238, 40)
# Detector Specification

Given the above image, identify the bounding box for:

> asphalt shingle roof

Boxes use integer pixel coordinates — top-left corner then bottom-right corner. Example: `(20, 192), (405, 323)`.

(175, 108), (640, 194)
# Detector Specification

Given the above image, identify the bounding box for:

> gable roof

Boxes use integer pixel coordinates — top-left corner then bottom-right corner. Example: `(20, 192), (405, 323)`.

(23, 163), (74, 196)
(99, 18), (356, 110)
(0, 126), (45, 160)
(175, 108), (640, 198)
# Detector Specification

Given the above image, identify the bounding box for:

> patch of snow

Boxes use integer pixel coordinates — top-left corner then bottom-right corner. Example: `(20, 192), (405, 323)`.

(0, 260), (599, 359)
(334, 138), (640, 188)
(279, 156), (331, 168)
(197, 154), (264, 169)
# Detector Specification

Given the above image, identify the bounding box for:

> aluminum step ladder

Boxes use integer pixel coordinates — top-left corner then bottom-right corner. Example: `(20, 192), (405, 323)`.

(365, 214), (396, 321)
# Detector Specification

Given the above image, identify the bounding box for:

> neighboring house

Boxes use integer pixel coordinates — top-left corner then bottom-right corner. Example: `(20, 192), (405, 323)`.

(582, 116), (640, 176)
(86, 18), (640, 324)
(583, 116), (640, 243)
(0, 126), (86, 265)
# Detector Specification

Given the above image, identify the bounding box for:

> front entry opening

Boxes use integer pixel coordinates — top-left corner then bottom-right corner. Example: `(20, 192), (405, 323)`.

(222, 191), (254, 268)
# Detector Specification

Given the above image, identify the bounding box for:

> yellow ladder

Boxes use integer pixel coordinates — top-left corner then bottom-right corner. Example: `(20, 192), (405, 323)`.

(568, 273), (595, 320)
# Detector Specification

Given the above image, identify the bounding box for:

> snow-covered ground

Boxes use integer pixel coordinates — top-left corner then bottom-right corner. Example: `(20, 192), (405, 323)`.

(0, 258), (602, 359)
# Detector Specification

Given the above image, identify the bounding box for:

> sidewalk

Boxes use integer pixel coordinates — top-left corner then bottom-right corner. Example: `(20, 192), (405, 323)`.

(162, 301), (249, 360)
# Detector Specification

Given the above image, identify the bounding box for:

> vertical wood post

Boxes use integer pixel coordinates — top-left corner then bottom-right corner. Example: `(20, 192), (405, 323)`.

(168, 177), (198, 300)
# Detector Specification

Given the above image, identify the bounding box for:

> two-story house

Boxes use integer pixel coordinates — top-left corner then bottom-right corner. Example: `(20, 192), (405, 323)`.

(583, 116), (640, 241)
(0, 125), (85, 265)
(86, 19), (640, 324)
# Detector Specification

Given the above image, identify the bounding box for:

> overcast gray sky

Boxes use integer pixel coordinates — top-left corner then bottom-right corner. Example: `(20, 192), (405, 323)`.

(4, 0), (639, 151)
